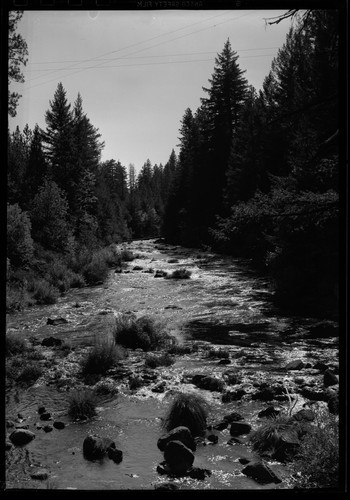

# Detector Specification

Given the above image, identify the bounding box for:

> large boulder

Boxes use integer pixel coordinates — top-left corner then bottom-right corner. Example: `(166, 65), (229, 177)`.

(9, 429), (35, 446)
(83, 434), (115, 460)
(242, 460), (282, 484)
(229, 422), (252, 436)
(163, 440), (195, 474)
(157, 426), (196, 452)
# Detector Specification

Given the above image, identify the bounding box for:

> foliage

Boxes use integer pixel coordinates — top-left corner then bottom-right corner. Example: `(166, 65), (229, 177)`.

(290, 408), (339, 489)
(32, 279), (58, 304)
(7, 203), (34, 267)
(81, 338), (125, 376)
(162, 392), (209, 437)
(8, 11), (28, 117)
(81, 253), (109, 285)
(166, 268), (192, 279)
(16, 363), (43, 385)
(6, 333), (28, 357)
(144, 353), (175, 369)
(114, 313), (173, 351)
(68, 388), (97, 420)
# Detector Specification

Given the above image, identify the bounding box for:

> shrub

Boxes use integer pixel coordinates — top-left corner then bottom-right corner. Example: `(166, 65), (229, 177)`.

(68, 272), (86, 288)
(16, 363), (43, 385)
(207, 348), (230, 359)
(120, 248), (134, 262)
(129, 375), (144, 390)
(291, 409), (339, 489)
(166, 268), (192, 279)
(82, 254), (109, 285)
(81, 339), (125, 376)
(145, 353), (175, 369)
(167, 344), (193, 355)
(6, 333), (28, 356)
(114, 313), (172, 351)
(7, 203), (34, 267)
(6, 285), (33, 312)
(162, 392), (209, 437)
(32, 279), (58, 304)
(94, 378), (119, 396)
(68, 388), (97, 420)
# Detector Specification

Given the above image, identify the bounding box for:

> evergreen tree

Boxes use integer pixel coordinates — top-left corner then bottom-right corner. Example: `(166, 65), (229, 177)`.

(24, 124), (48, 207)
(8, 11), (28, 117)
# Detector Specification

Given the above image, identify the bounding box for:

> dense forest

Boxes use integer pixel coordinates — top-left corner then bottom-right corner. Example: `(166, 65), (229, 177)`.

(7, 10), (339, 319)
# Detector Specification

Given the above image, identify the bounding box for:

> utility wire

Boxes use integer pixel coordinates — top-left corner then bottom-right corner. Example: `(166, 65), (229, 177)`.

(22, 10), (259, 90)
(26, 53), (277, 72)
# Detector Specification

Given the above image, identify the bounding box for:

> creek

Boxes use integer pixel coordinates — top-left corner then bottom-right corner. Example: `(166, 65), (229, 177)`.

(5, 239), (339, 490)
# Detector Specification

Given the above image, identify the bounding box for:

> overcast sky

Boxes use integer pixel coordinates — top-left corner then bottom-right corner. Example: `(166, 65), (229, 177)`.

(9, 9), (294, 173)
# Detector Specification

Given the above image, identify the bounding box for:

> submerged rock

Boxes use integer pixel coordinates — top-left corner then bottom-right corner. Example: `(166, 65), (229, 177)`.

(107, 447), (123, 464)
(30, 469), (49, 480)
(154, 482), (179, 490)
(157, 426), (196, 452)
(230, 422), (252, 436)
(83, 434), (116, 460)
(323, 369), (338, 387)
(188, 467), (211, 480)
(47, 318), (68, 326)
(53, 421), (66, 430)
(242, 460), (282, 484)
(9, 429), (35, 446)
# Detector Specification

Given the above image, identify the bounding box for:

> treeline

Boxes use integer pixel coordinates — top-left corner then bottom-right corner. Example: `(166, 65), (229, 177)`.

(162, 10), (339, 318)
(7, 83), (176, 310)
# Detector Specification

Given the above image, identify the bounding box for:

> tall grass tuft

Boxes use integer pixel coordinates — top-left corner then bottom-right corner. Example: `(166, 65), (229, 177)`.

(144, 352), (175, 369)
(81, 338), (125, 376)
(162, 392), (209, 437)
(114, 313), (172, 351)
(68, 388), (97, 420)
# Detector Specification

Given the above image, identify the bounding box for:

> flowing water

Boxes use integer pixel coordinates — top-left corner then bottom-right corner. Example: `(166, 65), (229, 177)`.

(5, 239), (338, 490)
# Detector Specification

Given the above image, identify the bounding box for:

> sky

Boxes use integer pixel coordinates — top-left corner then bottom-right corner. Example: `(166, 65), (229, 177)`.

(9, 9), (295, 173)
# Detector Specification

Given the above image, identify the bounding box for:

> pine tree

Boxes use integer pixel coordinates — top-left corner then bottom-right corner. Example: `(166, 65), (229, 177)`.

(25, 124), (48, 207)
(8, 11), (28, 117)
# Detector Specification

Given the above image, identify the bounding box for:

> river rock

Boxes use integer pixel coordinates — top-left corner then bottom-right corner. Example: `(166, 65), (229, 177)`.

(15, 423), (29, 429)
(83, 434), (116, 460)
(223, 411), (244, 423)
(285, 359), (305, 370)
(241, 460), (282, 484)
(154, 270), (167, 278)
(154, 482), (179, 490)
(40, 412), (52, 421)
(133, 266), (143, 271)
(47, 317), (68, 326)
(258, 406), (280, 419)
(222, 369), (241, 385)
(323, 369), (338, 387)
(313, 361), (329, 372)
(222, 389), (246, 402)
(107, 447), (123, 464)
(238, 457), (250, 465)
(163, 440), (195, 474)
(43, 425), (53, 432)
(41, 337), (62, 347)
(157, 426), (196, 452)
(301, 386), (328, 402)
(230, 422), (252, 436)
(6, 440), (13, 451)
(53, 421), (66, 430)
(30, 469), (49, 480)
(9, 429), (35, 446)
(187, 467), (211, 480)
(38, 406), (46, 414)
(152, 382), (166, 393)
(218, 359), (231, 365)
(192, 374), (225, 392)
(213, 421), (229, 431)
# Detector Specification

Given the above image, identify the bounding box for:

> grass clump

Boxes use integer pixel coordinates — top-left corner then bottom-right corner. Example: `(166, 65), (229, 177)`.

(162, 392), (209, 437)
(291, 408), (339, 489)
(16, 363), (43, 385)
(81, 338), (125, 376)
(207, 348), (230, 359)
(68, 388), (97, 420)
(166, 268), (191, 279)
(145, 352), (175, 369)
(6, 333), (28, 357)
(114, 313), (172, 351)
(32, 279), (58, 304)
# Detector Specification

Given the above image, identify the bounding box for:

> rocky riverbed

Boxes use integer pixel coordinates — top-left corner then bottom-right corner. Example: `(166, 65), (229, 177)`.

(5, 239), (339, 490)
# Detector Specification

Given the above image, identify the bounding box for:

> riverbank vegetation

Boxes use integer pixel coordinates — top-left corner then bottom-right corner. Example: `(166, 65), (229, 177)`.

(8, 10), (340, 319)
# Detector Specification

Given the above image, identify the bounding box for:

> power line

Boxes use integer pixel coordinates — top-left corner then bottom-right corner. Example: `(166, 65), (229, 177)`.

(23, 11), (259, 90)
(28, 46), (280, 66)
(25, 54), (278, 73)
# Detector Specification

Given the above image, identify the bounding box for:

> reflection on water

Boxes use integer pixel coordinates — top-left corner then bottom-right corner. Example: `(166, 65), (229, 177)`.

(6, 239), (338, 490)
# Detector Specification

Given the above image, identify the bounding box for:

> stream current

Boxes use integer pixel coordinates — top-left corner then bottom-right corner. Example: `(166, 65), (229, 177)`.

(5, 239), (338, 490)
